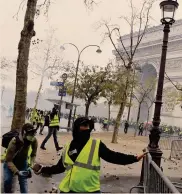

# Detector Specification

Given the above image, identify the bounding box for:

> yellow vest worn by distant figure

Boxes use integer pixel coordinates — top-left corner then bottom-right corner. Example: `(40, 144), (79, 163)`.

(49, 114), (59, 127)
(59, 138), (101, 193)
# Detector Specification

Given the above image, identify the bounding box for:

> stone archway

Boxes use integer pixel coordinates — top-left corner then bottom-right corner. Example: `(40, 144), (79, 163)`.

(136, 63), (157, 122)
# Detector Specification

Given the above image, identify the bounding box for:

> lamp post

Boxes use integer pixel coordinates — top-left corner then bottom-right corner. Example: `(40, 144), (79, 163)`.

(139, 0), (179, 185)
(148, 0), (178, 166)
(61, 43), (102, 128)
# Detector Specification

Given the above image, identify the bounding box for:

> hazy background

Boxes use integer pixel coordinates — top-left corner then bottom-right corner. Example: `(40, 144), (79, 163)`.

(0, 0), (182, 116)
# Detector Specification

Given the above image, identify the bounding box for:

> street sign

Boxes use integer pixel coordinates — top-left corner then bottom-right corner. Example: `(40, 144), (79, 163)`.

(50, 81), (64, 86)
(62, 73), (67, 80)
(66, 103), (73, 110)
(58, 87), (67, 96)
(58, 91), (66, 97)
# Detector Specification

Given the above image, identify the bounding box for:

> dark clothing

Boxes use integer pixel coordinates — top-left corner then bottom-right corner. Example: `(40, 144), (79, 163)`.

(44, 115), (50, 127)
(124, 122), (129, 134)
(40, 127), (59, 150)
(138, 130), (143, 136)
(41, 140), (138, 174)
(138, 124), (144, 136)
(36, 123), (43, 134)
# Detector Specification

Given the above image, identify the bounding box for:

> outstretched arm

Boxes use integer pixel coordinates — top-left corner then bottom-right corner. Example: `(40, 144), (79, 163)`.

(99, 141), (145, 165)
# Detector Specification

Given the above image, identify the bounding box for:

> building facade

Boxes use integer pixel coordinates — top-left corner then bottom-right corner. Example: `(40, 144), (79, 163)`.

(113, 20), (182, 127)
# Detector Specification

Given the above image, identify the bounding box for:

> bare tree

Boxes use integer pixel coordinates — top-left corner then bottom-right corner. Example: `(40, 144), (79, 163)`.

(11, 0), (92, 131)
(11, 0), (38, 131)
(98, 0), (155, 142)
(30, 31), (63, 109)
(133, 78), (156, 136)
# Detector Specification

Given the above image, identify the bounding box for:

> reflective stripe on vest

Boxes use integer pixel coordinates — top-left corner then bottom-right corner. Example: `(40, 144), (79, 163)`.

(49, 114), (59, 127)
(59, 138), (100, 193)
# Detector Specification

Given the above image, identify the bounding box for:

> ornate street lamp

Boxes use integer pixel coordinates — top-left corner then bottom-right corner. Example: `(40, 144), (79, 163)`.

(148, 0), (179, 166)
(139, 0), (179, 185)
(160, 0), (179, 25)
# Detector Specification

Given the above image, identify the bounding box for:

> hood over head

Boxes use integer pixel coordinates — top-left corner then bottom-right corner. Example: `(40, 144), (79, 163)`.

(72, 117), (94, 142)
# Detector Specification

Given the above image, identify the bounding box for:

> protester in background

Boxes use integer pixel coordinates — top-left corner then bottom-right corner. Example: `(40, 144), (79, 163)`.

(33, 117), (147, 193)
(40, 106), (62, 151)
(103, 118), (108, 130)
(138, 123), (144, 136)
(3, 123), (38, 193)
(36, 111), (44, 135)
(124, 121), (129, 134)
(41, 112), (50, 134)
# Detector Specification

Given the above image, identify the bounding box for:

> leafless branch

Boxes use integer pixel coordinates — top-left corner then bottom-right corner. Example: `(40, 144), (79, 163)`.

(132, 0), (154, 57)
(84, 0), (100, 10)
(104, 24), (127, 68)
(165, 72), (182, 91)
(13, 0), (26, 21)
(30, 70), (41, 76)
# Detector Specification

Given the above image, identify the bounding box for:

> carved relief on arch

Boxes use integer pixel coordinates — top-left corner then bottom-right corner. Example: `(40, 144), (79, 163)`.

(166, 58), (182, 71)
(162, 86), (179, 113)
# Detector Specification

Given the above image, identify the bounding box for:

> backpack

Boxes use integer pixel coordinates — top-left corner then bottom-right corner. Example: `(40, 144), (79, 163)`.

(2, 131), (20, 148)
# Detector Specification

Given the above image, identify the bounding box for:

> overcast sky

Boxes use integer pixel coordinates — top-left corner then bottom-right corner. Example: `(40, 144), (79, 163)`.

(0, 0), (182, 92)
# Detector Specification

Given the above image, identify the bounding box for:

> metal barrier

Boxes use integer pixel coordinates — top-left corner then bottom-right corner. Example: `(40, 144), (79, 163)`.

(130, 152), (180, 193)
(170, 140), (182, 160)
(159, 135), (180, 150)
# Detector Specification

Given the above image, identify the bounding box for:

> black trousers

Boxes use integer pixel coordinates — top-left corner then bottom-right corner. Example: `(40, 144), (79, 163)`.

(124, 127), (128, 134)
(41, 126), (59, 150)
(36, 123), (43, 133)
(138, 130), (143, 136)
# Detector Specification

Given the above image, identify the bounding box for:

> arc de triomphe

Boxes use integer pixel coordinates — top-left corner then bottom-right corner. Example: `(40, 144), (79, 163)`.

(113, 20), (182, 127)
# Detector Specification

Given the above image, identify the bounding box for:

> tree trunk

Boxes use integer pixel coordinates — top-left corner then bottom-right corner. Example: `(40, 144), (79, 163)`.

(11, 0), (37, 131)
(134, 102), (142, 136)
(85, 102), (91, 117)
(136, 102), (142, 124)
(111, 101), (125, 143)
(107, 103), (111, 131)
(111, 71), (130, 143)
(34, 74), (44, 109)
(145, 108), (150, 136)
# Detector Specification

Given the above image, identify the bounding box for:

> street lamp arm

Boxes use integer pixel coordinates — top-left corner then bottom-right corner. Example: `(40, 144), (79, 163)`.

(63, 43), (80, 55)
(80, 44), (100, 56)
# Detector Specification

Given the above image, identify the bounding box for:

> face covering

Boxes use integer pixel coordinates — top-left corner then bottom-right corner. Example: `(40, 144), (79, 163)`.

(26, 135), (35, 142)
(73, 130), (90, 142)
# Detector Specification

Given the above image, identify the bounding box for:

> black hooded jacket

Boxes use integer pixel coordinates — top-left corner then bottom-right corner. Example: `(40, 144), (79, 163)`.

(41, 118), (138, 174)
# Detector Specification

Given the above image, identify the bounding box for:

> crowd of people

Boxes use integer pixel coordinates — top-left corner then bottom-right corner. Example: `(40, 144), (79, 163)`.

(25, 107), (182, 138)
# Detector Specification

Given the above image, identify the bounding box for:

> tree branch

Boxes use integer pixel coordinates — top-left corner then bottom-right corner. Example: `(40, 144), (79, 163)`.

(165, 72), (182, 91)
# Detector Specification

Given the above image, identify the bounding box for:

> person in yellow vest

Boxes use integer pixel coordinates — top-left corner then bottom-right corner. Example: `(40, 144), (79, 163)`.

(2, 123), (38, 193)
(40, 107), (63, 151)
(36, 110), (44, 135)
(33, 117), (147, 193)
(30, 108), (38, 126)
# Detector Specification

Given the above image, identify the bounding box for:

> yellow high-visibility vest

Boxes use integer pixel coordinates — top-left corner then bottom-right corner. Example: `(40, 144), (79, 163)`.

(49, 114), (59, 127)
(30, 109), (38, 123)
(59, 138), (101, 193)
